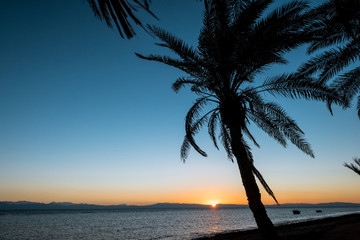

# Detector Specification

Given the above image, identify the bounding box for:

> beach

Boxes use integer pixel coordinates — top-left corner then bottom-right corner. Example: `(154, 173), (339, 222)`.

(195, 213), (360, 240)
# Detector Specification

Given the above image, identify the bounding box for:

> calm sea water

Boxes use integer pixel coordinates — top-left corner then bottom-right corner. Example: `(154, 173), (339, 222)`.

(1, 207), (360, 240)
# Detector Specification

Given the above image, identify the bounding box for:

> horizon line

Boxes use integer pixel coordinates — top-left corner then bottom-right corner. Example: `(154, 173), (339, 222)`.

(2, 201), (360, 207)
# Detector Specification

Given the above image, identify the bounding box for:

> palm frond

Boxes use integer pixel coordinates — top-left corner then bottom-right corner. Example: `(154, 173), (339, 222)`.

(234, 1), (311, 83)
(262, 73), (348, 107)
(271, 0), (309, 19)
(219, 124), (233, 161)
(181, 109), (212, 161)
(265, 102), (314, 156)
(243, 125), (260, 148)
(331, 67), (360, 102)
(307, 0), (333, 20)
(305, 0), (352, 54)
(333, 0), (360, 39)
(247, 110), (287, 148)
(211, 0), (233, 31)
(246, 93), (314, 157)
(252, 164), (279, 204)
(148, 25), (200, 62)
(344, 157), (360, 175)
(297, 51), (332, 77)
(232, 54), (288, 91)
(241, 139), (278, 204)
(265, 103), (303, 132)
(184, 113), (211, 160)
(87, 0), (157, 39)
(307, 32), (348, 54)
(243, 90), (286, 147)
(135, 53), (199, 76)
(254, 0), (309, 39)
(300, 41), (359, 83)
(231, 0), (274, 35)
(172, 77), (201, 93)
(263, 102), (314, 157)
(319, 41), (360, 82)
(283, 125), (314, 158)
(208, 110), (220, 150)
(180, 135), (191, 162)
(183, 97), (210, 159)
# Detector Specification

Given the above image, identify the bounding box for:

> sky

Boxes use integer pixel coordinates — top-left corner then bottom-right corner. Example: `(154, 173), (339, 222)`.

(0, 0), (359, 206)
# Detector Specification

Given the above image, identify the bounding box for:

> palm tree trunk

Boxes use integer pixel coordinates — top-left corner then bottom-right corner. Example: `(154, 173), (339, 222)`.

(228, 125), (280, 240)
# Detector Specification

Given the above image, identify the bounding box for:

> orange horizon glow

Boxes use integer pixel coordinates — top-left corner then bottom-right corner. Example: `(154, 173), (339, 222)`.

(2, 186), (360, 206)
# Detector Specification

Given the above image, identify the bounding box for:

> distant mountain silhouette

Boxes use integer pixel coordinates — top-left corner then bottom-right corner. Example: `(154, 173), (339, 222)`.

(0, 201), (127, 211)
(274, 202), (360, 208)
(1, 201), (359, 211)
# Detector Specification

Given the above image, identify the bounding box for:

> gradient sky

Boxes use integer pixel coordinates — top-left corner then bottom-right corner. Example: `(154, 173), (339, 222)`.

(1, 0), (359, 206)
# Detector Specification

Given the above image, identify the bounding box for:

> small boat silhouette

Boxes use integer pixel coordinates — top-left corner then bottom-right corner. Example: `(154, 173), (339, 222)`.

(293, 210), (301, 214)
(316, 210), (322, 213)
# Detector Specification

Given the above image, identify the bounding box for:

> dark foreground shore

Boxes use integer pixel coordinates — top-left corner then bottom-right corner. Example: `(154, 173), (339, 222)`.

(195, 213), (360, 240)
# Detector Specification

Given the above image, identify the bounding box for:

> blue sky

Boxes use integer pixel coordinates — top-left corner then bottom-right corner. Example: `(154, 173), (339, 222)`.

(0, 0), (359, 205)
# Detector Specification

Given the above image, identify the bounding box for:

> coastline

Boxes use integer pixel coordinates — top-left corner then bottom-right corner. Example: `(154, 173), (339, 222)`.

(194, 213), (360, 240)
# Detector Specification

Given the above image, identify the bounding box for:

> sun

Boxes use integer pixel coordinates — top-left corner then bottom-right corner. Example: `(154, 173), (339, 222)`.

(209, 201), (219, 208)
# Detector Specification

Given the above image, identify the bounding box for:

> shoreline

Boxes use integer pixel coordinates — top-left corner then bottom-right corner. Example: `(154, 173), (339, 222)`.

(194, 213), (360, 240)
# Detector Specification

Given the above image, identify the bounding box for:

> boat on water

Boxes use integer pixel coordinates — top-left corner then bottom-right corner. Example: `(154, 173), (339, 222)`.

(293, 210), (301, 214)
(316, 210), (322, 213)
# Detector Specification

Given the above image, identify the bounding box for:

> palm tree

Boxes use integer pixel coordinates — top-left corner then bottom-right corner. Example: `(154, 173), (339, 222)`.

(87, 0), (157, 38)
(299, 0), (360, 118)
(344, 157), (360, 175)
(136, 0), (345, 239)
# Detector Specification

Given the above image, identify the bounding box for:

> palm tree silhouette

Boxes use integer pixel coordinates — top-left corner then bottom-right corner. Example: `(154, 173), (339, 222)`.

(344, 157), (360, 175)
(136, 0), (345, 239)
(87, 0), (157, 38)
(299, 0), (360, 118)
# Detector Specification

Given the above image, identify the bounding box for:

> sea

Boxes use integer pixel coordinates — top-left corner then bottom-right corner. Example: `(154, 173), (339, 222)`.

(1, 207), (360, 240)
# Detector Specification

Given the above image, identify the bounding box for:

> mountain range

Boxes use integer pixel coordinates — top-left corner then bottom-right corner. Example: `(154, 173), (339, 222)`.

(1, 201), (360, 211)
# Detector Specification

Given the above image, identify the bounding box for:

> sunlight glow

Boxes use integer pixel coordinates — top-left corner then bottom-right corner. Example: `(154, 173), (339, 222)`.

(208, 200), (219, 207)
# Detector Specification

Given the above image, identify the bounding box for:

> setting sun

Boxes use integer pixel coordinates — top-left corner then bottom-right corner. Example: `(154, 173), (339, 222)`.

(208, 201), (219, 208)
